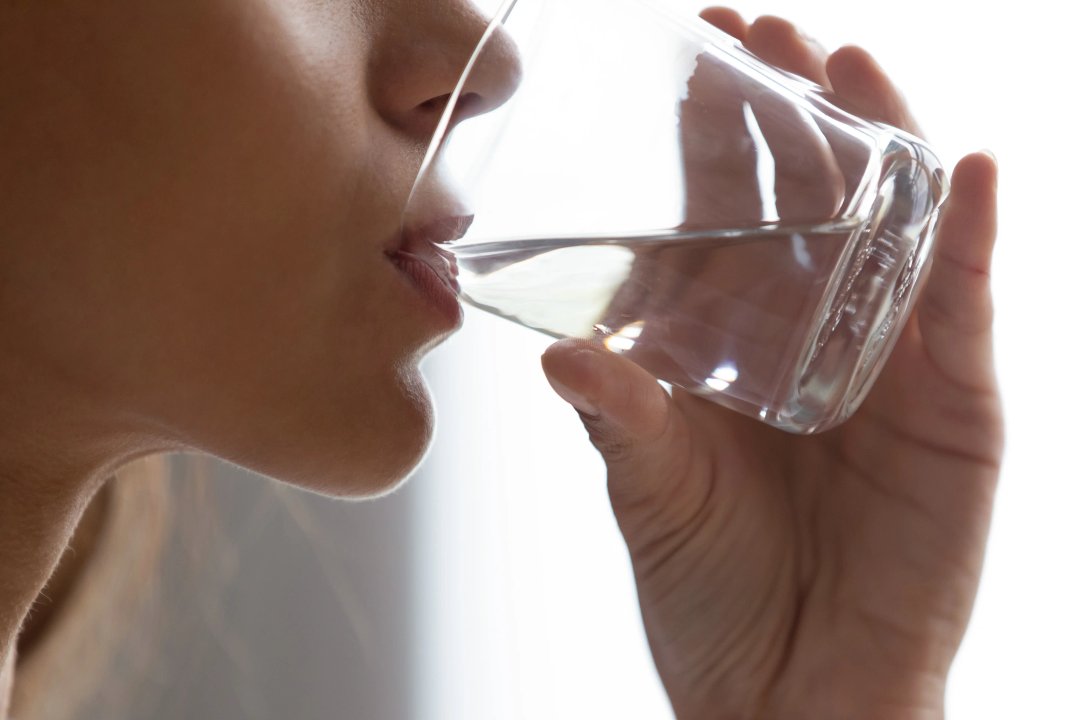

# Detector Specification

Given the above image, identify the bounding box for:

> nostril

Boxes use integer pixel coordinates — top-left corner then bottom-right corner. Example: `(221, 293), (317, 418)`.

(420, 91), (484, 117)
(448, 92), (486, 125)
(414, 92), (489, 139)
(419, 93), (451, 113)
(371, 15), (522, 142)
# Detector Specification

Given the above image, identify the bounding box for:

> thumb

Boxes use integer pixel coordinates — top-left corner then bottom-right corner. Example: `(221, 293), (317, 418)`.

(541, 338), (689, 506)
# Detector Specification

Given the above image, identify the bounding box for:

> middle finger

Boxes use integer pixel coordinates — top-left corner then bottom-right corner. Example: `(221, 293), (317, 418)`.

(746, 15), (832, 90)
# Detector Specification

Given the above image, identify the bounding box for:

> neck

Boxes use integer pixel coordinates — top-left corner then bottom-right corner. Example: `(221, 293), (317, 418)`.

(0, 445), (105, 717)
(0, 354), (169, 711)
(0, 414), (118, 674)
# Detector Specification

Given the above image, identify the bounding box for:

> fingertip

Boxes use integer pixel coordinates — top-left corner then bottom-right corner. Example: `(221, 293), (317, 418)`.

(946, 151), (999, 221)
(955, 150), (998, 191)
(825, 44), (881, 93)
(748, 13), (795, 32)
(541, 337), (604, 372)
(699, 6), (749, 41)
(920, 150), (999, 311)
(541, 338), (605, 389)
(743, 14), (831, 87)
(744, 15), (795, 55)
(916, 149), (1000, 384)
(825, 44), (923, 135)
(541, 339), (606, 416)
(828, 43), (876, 65)
(542, 339), (672, 441)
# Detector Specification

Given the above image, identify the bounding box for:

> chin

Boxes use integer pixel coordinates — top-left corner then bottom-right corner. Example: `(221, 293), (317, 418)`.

(294, 365), (438, 501)
(216, 363), (440, 502)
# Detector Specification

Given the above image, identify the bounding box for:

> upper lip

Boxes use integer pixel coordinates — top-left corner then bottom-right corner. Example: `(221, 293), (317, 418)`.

(386, 214), (474, 288)
(395, 215), (474, 253)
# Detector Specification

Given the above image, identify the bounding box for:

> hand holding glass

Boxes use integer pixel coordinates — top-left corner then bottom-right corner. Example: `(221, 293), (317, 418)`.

(402, 0), (949, 433)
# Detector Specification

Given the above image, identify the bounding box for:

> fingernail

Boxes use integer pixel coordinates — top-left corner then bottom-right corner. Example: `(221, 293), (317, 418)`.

(978, 148), (998, 164)
(546, 376), (600, 417)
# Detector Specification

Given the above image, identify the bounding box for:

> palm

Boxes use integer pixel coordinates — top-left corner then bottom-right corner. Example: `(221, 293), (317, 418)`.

(644, 295), (1001, 716)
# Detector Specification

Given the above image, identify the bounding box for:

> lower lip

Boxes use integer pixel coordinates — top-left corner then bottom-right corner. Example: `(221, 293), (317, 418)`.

(389, 252), (463, 327)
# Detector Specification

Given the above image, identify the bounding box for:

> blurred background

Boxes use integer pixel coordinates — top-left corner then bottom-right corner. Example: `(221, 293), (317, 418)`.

(126, 1), (1078, 718)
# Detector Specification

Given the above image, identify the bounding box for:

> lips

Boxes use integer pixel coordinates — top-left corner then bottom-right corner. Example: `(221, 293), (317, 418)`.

(385, 214), (474, 324)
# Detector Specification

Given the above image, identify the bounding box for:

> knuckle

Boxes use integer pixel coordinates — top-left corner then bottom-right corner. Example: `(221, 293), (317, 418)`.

(581, 417), (636, 463)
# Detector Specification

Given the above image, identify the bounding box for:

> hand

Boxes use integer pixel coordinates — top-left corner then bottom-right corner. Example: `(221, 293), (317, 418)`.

(541, 9), (1002, 719)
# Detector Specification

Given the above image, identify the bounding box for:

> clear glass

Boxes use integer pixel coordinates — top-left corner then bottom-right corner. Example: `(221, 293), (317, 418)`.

(402, 0), (949, 433)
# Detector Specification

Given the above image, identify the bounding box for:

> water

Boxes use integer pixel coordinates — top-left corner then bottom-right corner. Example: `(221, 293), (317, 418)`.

(447, 218), (908, 432)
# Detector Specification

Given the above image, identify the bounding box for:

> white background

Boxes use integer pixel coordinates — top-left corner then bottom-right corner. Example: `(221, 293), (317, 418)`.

(412, 1), (1080, 719)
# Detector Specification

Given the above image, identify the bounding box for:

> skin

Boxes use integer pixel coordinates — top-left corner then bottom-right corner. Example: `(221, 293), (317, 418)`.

(0, 0), (519, 708)
(542, 9), (1002, 720)
(0, 2), (1000, 719)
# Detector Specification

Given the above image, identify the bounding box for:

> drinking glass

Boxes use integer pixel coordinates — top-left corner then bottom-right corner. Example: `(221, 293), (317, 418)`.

(401, 0), (950, 433)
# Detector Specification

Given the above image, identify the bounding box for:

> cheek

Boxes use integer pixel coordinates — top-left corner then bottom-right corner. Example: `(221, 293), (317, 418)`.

(142, 14), (441, 496)
(7, 1), (444, 495)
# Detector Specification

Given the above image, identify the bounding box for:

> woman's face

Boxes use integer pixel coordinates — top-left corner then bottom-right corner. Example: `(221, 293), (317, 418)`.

(0, 0), (519, 495)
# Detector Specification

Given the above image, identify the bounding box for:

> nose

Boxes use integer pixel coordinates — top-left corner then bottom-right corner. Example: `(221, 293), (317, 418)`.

(367, 2), (523, 142)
